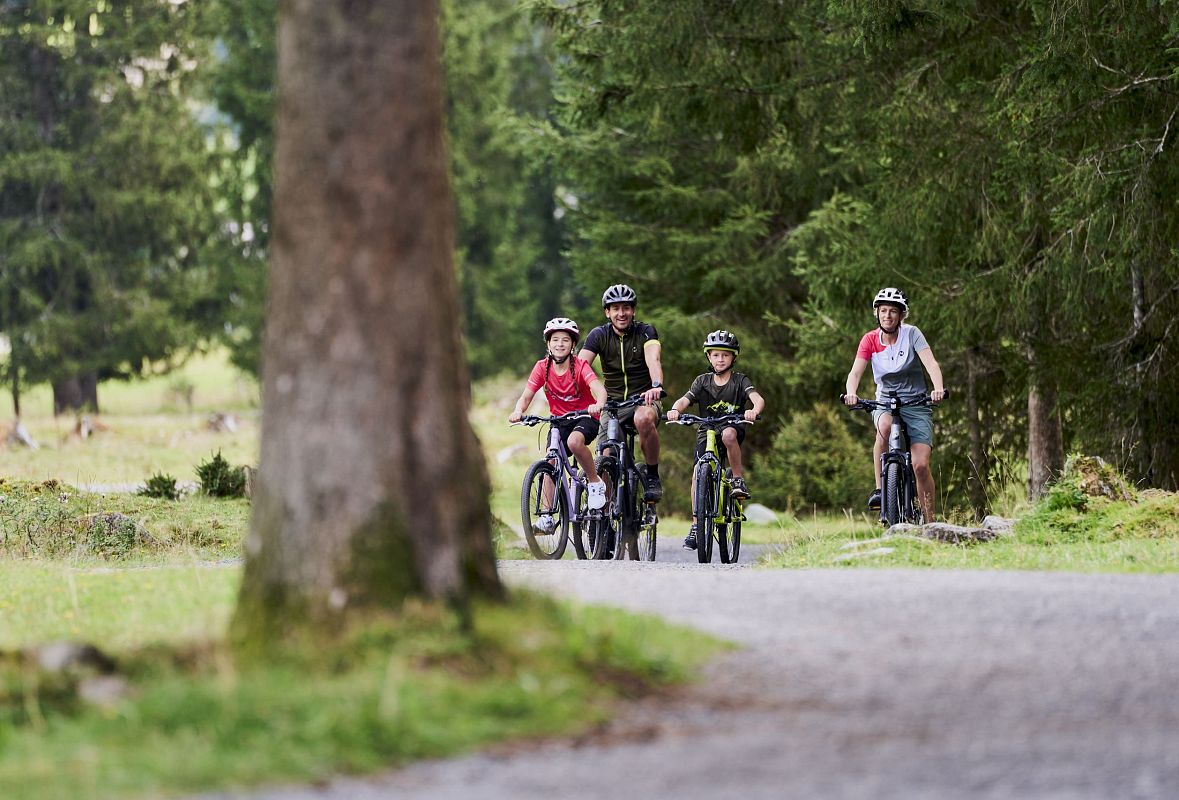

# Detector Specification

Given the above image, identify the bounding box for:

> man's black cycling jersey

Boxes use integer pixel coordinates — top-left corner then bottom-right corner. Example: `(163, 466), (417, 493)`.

(582, 321), (659, 400)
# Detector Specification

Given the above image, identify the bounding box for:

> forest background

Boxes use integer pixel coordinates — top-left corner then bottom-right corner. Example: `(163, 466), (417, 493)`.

(3, 0), (1178, 517)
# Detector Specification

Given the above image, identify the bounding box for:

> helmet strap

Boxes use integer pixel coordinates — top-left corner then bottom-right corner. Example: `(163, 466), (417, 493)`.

(547, 349), (570, 365)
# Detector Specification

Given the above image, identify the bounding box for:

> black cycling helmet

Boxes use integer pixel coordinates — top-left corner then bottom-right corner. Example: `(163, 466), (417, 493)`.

(601, 284), (638, 308)
(702, 329), (740, 354)
(872, 287), (909, 315)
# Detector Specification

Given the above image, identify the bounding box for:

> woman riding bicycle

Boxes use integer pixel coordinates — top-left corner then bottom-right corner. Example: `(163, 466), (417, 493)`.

(509, 318), (608, 528)
(843, 288), (946, 520)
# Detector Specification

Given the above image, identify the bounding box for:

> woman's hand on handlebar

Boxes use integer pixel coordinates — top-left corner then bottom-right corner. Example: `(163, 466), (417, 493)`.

(842, 393), (859, 406)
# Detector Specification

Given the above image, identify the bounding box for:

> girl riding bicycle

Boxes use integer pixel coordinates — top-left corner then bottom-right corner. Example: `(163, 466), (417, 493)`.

(843, 288), (946, 520)
(666, 330), (766, 550)
(509, 318), (609, 528)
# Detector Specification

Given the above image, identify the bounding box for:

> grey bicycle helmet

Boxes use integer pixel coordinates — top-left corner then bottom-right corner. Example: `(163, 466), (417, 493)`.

(601, 283), (638, 308)
(702, 330), (740, 354)
(542, 317), (580, 343)
(872, 287), (909, 314)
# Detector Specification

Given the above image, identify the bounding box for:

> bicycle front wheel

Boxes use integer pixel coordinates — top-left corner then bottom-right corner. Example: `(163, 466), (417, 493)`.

(594, 457), (621, 560)
(694, 462), (715, 563)
(882, 461), (903, 527)
(719, 497), (742, 564)
(520, 461), (569, 559)
(570, 481), (594, 560)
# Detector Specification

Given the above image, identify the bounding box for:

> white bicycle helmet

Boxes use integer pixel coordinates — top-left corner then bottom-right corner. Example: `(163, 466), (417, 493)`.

(542, 317), (580, 343)
(601, 283), (638, 308)
(702, 329), (740, 354)
(872, 287), (909, 314)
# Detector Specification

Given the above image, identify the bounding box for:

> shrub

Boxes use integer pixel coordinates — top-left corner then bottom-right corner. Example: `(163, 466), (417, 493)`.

(751, 403), (874, 512)
(139, 472), (180, 501)
(196, 451), (246, 498)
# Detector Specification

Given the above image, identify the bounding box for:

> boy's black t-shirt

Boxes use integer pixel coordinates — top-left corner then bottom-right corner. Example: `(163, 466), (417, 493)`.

(582, 321), (659, 400)
(683, 371), (757, 417)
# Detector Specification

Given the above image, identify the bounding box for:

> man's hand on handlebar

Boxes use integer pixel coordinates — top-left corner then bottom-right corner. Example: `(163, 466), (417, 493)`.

(641, 386), (664, 406)
(930, 389), (946, 403)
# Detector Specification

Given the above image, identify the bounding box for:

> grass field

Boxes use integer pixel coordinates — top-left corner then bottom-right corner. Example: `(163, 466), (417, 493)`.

(0, 355), (725, 798)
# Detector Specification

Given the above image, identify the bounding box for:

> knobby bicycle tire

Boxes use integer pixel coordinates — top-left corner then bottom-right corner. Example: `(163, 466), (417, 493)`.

(616, 467), (638, 561)
(719, 494), (741, 563)
(571, 481), (593, 560)
(883, 461), (903, 527)
(694, 461), (715, 563)
(520, 460), (569, 559)
(594, 456), (621, 560)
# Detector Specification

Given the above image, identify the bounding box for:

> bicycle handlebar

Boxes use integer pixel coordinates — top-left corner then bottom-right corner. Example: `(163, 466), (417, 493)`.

(512, 410), (594, 427)
(664, 413), (758, 428)
(839, 390), (948, 413)
(602, 390), (667, 412)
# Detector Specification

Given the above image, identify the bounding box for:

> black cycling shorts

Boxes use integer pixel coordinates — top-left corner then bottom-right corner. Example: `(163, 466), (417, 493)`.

(695, 424), (745, 459)
(555, 416), (598, 449)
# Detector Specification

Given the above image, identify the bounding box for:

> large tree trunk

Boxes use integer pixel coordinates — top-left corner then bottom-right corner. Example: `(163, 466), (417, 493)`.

(1027, 380), (1064, 501)
(234, 0), (501, 644)
(52, 373), (99, 415)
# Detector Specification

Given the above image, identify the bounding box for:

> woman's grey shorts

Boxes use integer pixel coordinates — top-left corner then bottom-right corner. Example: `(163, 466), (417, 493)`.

(873, 404), (934, 448)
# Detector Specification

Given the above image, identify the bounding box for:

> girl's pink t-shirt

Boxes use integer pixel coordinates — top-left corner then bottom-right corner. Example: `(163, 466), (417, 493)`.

(526, 357), (597, 415)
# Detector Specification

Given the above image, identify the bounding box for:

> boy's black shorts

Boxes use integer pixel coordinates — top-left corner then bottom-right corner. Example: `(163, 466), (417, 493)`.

(695, 424), (745, 459)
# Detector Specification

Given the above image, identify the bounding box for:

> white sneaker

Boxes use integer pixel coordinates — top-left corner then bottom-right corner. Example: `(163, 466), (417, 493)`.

(533, 513), (557, 533)
(586, 479), (607, 510)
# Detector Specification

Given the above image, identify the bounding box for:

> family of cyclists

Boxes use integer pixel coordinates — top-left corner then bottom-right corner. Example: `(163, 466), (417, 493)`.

(508, 283), (946, 547)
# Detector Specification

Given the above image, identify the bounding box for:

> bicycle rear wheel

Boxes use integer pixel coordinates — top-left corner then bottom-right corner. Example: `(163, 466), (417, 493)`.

(520, 461), (569, 559)
(593, 457), (620, 560)
(719, 497), (742, 563)
(882, 461), (903, 527)
(694, 462), (715, 563)
(637, 497), (657, 562)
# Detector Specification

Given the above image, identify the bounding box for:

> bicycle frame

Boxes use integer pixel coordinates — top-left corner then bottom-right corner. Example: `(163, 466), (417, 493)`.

(842, 391), (935, 526)
(597, 396), (658, 561)
(539, 425), (590, 528)
(513, 411), (600, 558)
(666, 412), (751, 563)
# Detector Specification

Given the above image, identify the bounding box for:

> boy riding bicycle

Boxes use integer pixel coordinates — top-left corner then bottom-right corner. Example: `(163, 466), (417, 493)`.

(509, 318), (608, 530)
(665, 330), (766, 550)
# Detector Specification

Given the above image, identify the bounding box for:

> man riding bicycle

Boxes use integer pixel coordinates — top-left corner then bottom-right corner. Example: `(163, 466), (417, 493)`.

(578, 283), (666, 501)
(844, 287), (946, 520)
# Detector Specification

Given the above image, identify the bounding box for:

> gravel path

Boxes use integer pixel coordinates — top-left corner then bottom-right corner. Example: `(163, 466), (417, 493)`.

(204, 562), (1179, 799)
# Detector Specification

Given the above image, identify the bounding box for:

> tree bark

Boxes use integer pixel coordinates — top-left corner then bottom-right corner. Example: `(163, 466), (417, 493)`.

(234, 0), (501, 644)
(52, 373), (99, 415)
(1027, 380), (1064, 501)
